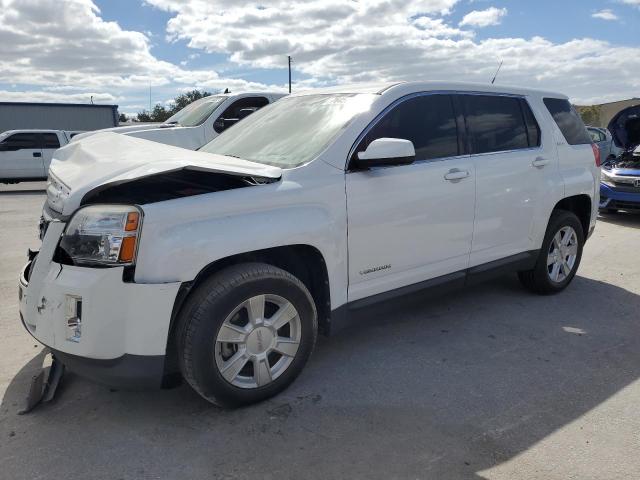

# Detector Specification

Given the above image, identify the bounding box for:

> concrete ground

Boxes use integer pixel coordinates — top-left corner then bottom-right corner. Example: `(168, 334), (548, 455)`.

(1, 181), (639, 480)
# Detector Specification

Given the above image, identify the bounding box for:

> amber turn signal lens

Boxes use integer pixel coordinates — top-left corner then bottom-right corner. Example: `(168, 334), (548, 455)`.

(125, 212), (139, 232)
(119, 236), (137, 262)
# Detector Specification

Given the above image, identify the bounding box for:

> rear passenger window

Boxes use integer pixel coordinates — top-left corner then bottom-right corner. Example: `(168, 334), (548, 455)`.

(464, 95), (528, 154)
(42, 133), (60, 149)
(353, 94), (459, 162)
(543, 98), (591, 145)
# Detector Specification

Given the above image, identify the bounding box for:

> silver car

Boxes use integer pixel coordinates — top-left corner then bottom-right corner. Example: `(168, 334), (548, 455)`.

(587, 126), (622, 161)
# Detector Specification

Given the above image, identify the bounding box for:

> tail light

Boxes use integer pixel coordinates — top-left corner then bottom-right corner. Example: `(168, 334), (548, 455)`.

(591, 143), (601, 167)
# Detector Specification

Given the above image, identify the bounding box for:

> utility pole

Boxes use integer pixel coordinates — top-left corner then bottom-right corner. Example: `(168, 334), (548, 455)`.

(288, 56), (292, 93)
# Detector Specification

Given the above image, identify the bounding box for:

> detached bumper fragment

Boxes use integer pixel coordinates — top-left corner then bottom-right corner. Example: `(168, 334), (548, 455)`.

(19, 350), (65, 415)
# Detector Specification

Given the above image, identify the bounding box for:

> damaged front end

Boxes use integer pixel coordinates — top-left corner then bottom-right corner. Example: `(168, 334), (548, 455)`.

(600, 104), (640, 211)
(19, 133), (283, 403)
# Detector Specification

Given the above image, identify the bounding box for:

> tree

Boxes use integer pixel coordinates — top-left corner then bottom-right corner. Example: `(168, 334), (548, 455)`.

(118, 113), (128, 123)
(576, 105), (602, 127)
(135, 89), (212, 123)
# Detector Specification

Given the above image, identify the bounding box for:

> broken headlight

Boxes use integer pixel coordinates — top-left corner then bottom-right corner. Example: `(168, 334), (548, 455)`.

(58, 205), (142, 266)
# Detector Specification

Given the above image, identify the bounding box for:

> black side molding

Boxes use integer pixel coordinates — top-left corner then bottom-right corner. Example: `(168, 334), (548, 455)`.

(329, 250), (538, 334)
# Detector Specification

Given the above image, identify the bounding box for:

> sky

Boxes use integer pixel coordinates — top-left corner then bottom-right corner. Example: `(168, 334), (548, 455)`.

(0, 0), (639, 116)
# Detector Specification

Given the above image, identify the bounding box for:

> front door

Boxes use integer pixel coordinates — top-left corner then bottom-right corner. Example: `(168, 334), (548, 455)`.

(0, 132), (44, 179)
(346, 94), (475, 302)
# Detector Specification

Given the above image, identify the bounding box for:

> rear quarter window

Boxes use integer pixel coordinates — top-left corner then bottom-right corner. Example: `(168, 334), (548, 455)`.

(543, 98), (591, 145)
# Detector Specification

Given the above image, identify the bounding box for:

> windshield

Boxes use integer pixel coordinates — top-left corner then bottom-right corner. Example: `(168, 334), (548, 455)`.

(166, 96), (226, 127)
(200, 94), (377, 168)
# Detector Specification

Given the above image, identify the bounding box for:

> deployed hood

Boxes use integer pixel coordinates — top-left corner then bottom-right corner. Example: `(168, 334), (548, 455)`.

(48, 132), (282, 215)
(608, 104), (640, 150)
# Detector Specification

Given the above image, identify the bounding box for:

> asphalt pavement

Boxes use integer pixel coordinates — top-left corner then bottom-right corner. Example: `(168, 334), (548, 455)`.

(1, 181), (639, 479)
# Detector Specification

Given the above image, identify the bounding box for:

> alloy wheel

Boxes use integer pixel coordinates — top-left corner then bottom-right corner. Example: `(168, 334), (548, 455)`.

(547, 226), (578, 283)
(214, 294), (301, 389)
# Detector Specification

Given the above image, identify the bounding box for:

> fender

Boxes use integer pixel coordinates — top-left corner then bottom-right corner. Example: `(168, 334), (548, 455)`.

(134, 161), (349, 310)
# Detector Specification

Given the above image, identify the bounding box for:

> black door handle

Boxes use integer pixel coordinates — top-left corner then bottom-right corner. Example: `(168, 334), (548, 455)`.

(33, 152), (42, 157)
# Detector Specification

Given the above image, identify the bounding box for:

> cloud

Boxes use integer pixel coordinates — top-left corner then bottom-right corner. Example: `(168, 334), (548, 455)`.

(2, 0), (640, 109)
(592, 9), (619, 20)
(0, 0), (281, 109)
(459, 7), (507, 28)
(0, 89), (117, 103)
(144, 0), (640, 104)
(619, 0), (640, 6)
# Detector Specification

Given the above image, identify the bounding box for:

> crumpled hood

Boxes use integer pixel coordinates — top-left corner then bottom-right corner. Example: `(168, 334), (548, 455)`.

(48, 132), (282, 215)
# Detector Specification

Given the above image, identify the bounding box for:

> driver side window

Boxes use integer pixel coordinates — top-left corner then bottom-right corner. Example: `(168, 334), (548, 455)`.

(214, 96), (269, 133)
(351, 94), (459, 165)
(1, 133), (38, 151)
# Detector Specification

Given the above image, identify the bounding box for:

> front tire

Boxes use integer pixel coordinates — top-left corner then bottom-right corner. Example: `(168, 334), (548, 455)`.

(518, 210), (584, 294)
(177, 263), (318, 407)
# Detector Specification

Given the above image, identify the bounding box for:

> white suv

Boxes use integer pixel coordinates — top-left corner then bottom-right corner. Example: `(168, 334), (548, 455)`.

(19, 82), (600, 407)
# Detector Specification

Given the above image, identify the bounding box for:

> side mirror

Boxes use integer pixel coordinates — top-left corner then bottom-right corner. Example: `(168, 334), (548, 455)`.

(355, 138), (415, 168)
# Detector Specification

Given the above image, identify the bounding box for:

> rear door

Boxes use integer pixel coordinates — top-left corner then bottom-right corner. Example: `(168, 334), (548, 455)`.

(463, 94), (557, 266)
(40, 132), (62, 173)
(0, 132), (44, 179)
(346, 93), (475, 301)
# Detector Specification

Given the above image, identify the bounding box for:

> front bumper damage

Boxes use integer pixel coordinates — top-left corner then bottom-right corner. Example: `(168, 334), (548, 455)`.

(19, 221), (182, 389)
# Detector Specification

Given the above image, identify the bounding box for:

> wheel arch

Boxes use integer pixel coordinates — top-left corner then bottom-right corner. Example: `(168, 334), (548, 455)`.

(162, 244), (331, 384)
(552, 194), (592, 237)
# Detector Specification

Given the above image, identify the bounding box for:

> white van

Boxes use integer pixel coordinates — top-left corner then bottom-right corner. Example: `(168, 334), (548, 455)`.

(19, 82), (599, 407)
(0, 130), (74, 183)
(72, 92), (286, 150)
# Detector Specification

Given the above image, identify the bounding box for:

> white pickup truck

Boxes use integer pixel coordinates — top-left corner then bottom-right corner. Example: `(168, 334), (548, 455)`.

(19, 81), (599, 407)
(73, 92), (286, 150)
(0, 129), (80, 183)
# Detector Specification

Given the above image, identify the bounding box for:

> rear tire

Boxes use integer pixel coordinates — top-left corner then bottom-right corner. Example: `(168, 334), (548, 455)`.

(176, 263), (318, 407)
(518, 210), (584, 295)
(605, 208), (618, 214)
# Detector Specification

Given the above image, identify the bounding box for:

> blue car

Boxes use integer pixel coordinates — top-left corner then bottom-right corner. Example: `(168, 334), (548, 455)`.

(600, 105), (640, 213)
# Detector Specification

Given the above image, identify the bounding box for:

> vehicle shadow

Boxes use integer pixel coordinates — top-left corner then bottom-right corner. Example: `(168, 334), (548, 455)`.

(2, 274), (640, 479)
(0, 181), (47, 194)
(598, 210), (640, 228)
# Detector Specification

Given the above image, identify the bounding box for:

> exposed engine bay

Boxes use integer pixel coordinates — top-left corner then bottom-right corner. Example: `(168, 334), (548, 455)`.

(80, 168), (277, 206)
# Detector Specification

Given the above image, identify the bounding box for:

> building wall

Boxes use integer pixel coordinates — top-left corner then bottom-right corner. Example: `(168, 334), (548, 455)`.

(576, 98), (640, 128)
(600, 99), (640, 128)
(0, 103), (118, 133)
